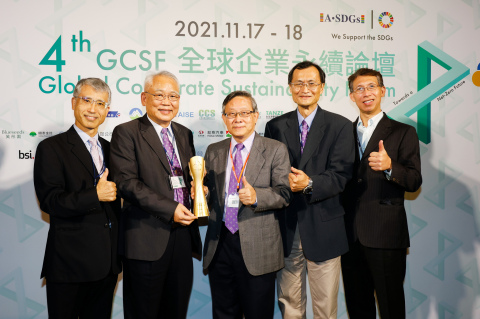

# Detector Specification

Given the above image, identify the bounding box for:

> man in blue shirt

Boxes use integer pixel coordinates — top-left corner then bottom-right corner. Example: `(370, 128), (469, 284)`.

(341, 68), (422, 319)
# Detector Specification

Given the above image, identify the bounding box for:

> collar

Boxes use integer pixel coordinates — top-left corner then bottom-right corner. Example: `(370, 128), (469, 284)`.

(73, 124), (99, 147)
(147, 115), (173, 138)
(297, 106), (318, 129)
(357, 111), (384, 130)
(229, 132), (255, 154)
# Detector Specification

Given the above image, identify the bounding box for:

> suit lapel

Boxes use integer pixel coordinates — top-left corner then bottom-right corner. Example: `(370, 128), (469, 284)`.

(283, 111), (302, 167)
(67, 126), (95, 178)
(139, 115), (171, 174)
(298, 107), (324, 170)
(171, 122), (190, 179)
(99, 137), (109, 165)
(353, 118), (361, 163)
(211, 139), (230, 207)
(244, 133), (265, 187)
(362, 112), (392, 160)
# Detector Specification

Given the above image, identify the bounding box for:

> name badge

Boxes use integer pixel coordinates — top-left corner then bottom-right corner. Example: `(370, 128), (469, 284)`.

(170, 176), (186, 189)
(227, 194), (240, 207)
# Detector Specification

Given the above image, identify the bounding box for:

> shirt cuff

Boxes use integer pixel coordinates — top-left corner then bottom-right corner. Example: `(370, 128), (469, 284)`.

(384, 168), (392, 180)
(252, 197), (258, 208)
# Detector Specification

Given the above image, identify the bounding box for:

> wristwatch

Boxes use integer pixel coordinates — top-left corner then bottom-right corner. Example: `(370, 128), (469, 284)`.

(303, 178), (313, 194)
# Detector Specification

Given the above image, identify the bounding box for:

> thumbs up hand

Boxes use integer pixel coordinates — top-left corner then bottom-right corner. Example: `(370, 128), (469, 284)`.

(368, 140), (392, 171)
(96, 168), (117, 202)
(238, 176), (256, 206)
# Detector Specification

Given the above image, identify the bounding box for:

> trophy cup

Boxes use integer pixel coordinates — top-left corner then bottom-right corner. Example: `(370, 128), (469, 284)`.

(189, 156), (209, 217)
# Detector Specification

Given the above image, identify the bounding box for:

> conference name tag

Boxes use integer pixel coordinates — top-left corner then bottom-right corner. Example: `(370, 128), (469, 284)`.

(170, 176), (186, 189)
(227, 194), (240, 207)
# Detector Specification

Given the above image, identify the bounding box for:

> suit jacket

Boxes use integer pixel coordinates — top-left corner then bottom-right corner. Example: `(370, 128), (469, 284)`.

(33, 126), (121, 283)
(110, 115), (201, 261)
(343, 113), (422, 249)
(264, 107), (355, 262)
(202, 133), (291, 276)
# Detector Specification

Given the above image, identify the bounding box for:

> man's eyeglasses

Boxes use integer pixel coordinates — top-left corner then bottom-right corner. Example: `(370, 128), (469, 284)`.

(144, 91), (180, 102)
(352, 84), (379, 94)
(290, 82), (322, 92)
(224, 111), (255, 119)
(74, 96), (109, 109)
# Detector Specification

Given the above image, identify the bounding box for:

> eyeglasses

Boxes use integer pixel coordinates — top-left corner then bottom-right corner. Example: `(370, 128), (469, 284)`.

(224, 111), (255, 119)
(74, 96), (109, 108)
(290, 82), (322, 92)
(144, 91), (180, 102)
(352, 84), (379, 94)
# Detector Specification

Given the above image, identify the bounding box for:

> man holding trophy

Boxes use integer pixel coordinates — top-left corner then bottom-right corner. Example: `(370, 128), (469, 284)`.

(192, 90), (291, 319)
(110, 71), (201, 319)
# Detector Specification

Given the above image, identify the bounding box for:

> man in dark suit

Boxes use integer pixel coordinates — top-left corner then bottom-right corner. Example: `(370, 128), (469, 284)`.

(264, 61), (355, 318)
(341, 68), (422, 319)
(110, 71), (201, 319)
(33, 78), (121, 319)
(198, 91), (291, 319)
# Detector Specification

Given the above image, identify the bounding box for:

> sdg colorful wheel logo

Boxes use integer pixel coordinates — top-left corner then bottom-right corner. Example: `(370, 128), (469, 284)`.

(472, 63), (480, 87)
(378, 12), (394, 28)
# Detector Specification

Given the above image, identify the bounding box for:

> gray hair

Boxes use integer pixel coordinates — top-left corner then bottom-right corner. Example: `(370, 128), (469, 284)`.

(221, 90), (258, 114)
(73, 78), (112, 105)
(144, 71), (180, 92)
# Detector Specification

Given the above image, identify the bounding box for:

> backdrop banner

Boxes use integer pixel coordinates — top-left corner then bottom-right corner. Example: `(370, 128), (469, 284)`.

(1, 0), (479, 318)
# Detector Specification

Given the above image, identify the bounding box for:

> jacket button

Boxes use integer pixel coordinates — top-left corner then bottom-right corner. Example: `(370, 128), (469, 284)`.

(357, 179), (363, 183)
(104, 223), (109, 228)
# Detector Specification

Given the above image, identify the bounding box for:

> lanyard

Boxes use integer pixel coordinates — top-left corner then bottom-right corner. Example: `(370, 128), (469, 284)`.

(229, 142), (251, 191)
(161, 131), (183, 176)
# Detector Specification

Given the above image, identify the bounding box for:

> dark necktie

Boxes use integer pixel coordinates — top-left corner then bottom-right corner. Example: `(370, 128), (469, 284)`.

(300, 120), (309, 154)
(225, 143), (244, 234)
(89, 138), (103, 176)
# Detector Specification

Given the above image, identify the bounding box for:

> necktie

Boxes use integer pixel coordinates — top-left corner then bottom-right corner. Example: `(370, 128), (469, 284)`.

(225, 143), (244, 234)
(300, 120), (309, 154)
(89, 138), (103, 176)
(161, 128), (190, 210)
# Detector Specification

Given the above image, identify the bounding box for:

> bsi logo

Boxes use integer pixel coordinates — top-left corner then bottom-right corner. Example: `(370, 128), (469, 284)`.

(19, 150), (34, 159)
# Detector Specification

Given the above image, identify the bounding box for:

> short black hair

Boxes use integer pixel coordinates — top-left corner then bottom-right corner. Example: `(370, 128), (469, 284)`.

(347, 68), (384, 92)
(288, 61), (326, 85)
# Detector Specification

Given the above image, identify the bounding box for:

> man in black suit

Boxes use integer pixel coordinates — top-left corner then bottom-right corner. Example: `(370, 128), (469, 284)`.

(34, 78), (121, 319)
(110, 71), (201, 319)
(264, 61), (355, 318)
(341, 68), (422, 319)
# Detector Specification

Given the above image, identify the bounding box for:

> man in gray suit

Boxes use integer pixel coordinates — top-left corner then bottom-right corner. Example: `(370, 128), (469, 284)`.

(196, 90), (291, 319)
